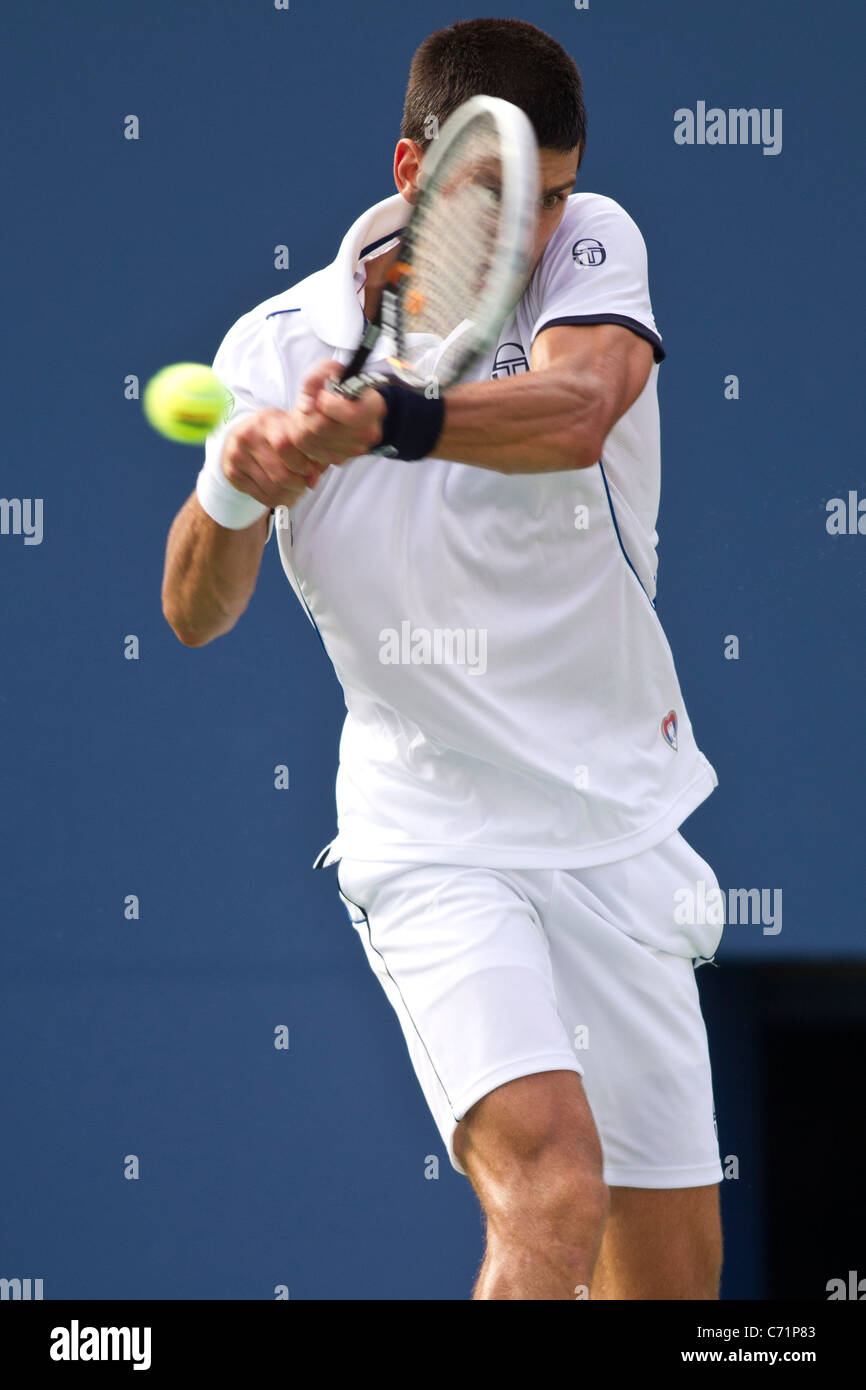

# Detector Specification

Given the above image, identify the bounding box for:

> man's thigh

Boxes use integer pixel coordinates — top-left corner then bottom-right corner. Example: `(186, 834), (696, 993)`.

(334, 858), (584, 1174)
(335, 852), (723, 1191)
(543, 851), (724, 1190)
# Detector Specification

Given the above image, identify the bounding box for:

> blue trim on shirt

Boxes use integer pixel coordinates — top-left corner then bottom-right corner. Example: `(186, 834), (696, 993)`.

(359, 228), (406, 260)
(286, 511), (329, 654)
(598, 459), (655, 609)
(535, 314), (665, 364)
(265, 308), (302, 319)
(334, 866), (459, 1118)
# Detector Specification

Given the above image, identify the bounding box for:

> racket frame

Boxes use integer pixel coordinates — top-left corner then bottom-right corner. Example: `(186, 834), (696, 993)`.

(332, 94), (539, 400)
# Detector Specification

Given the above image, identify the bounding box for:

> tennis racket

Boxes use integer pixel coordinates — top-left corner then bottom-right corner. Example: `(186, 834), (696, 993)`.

(330, 95), (539, 402)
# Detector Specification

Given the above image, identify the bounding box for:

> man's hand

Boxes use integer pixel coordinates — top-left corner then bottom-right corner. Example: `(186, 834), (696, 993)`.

(292, 359), (387, 466)
(221, 360), (388, 513)
(221, 407), (331, 510)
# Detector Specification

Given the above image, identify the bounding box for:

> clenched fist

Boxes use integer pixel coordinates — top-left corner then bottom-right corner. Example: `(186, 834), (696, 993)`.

(292, 359), (387, 466)
(221, 408), (330, 511)
(221, 360), (388, 511)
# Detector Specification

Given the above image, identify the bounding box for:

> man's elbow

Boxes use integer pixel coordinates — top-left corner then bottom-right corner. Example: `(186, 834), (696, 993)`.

(544, 375), (610, 472)
(170, 624), (211, 648)
(553, 426), (608, 471)
(495, 429), (605, 475)
(162, 610), (208, 647)
(161, 602), (237, 648)
(562, 351), (652, 469)
(517, 420), (607, 474)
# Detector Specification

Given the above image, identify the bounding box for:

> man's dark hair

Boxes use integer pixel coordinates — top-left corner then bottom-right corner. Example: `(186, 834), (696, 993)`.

(401, 18), (587, 163)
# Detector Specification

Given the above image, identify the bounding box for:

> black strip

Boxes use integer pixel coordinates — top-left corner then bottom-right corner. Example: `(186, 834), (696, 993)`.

(281, 512), (329, 657)
(598, 458), (655, 610)
(358, 228), (406, 261)
(335, 865), (458, 1120)
(534, 313), (665, 363)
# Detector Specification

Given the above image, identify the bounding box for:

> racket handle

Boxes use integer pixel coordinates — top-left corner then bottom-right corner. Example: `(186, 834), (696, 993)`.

(328, 369), (390, 401)
(334, 279), (404, 397)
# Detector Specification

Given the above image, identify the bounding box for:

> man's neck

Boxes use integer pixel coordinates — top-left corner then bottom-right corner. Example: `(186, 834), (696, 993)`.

(361, 243), (401, 321)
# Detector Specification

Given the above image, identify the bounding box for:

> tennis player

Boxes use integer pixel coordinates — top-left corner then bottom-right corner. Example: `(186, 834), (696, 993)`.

(162, 18), (726, 1300)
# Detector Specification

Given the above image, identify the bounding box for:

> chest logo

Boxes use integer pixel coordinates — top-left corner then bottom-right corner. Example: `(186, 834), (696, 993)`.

(492, 342), (529, 377)
(661, 710), (678, 751)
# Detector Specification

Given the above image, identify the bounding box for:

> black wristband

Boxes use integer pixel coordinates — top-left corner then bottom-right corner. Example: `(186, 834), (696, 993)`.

(373, 383), (445, 461)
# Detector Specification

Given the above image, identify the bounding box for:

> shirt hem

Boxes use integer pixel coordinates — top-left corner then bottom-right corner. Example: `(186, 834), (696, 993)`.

(600, 1161), (723, 1189)
(320, 761), (718, 870)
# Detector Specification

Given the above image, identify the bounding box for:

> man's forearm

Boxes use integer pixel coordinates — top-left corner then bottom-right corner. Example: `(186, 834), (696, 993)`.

(431, 366), (606, 474)
(297, 324), (654, 475)
(161, 491), (269, 646)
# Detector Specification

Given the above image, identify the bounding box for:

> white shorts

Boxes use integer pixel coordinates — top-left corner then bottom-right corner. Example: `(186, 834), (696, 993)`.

(330, 829), (725, 1188)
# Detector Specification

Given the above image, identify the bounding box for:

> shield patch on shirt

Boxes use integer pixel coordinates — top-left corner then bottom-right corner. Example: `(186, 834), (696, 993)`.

(661, 709), (678, 751)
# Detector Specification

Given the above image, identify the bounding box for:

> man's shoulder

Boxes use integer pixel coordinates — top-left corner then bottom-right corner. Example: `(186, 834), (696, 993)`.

(534, 191), (650, 287)
(558, 190), (647, 241)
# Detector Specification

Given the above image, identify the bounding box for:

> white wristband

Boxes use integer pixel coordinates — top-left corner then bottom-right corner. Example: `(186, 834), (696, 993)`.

(195, 418), (269, 530)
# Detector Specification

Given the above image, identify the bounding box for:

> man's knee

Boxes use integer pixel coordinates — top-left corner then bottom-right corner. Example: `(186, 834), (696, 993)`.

(454, 1070), (608, 1229)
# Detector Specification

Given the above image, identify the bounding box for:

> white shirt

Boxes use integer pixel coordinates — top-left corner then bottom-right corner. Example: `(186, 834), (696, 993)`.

(197, 191), (718, 868)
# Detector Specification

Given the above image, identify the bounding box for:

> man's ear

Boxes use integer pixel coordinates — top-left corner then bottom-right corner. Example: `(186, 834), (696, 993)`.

(393, 138), (423, 204)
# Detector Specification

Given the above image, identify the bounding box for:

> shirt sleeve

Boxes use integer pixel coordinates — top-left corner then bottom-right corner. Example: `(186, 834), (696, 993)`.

(195, 309), (289, 530)
(527, 195), (665, 364)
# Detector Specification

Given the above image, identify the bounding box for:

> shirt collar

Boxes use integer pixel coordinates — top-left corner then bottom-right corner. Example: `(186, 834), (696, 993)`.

(306, 192), (409, 350)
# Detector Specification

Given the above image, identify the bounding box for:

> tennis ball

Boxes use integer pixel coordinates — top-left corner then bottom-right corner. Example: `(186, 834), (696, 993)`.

(143, 362), (233, 444)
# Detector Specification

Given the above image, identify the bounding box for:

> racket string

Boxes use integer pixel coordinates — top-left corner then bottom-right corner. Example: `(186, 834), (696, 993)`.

(399, 115), (509, 382)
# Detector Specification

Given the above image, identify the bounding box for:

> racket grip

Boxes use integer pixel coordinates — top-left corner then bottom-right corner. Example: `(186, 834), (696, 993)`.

(328, 369), (391, 401)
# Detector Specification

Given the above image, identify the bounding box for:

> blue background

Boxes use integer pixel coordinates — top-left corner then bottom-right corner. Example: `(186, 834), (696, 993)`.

(1, 0), (863, 1299)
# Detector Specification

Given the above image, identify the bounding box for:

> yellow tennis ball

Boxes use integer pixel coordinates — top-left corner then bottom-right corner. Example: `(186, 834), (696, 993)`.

(143, 363), (233, 444)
